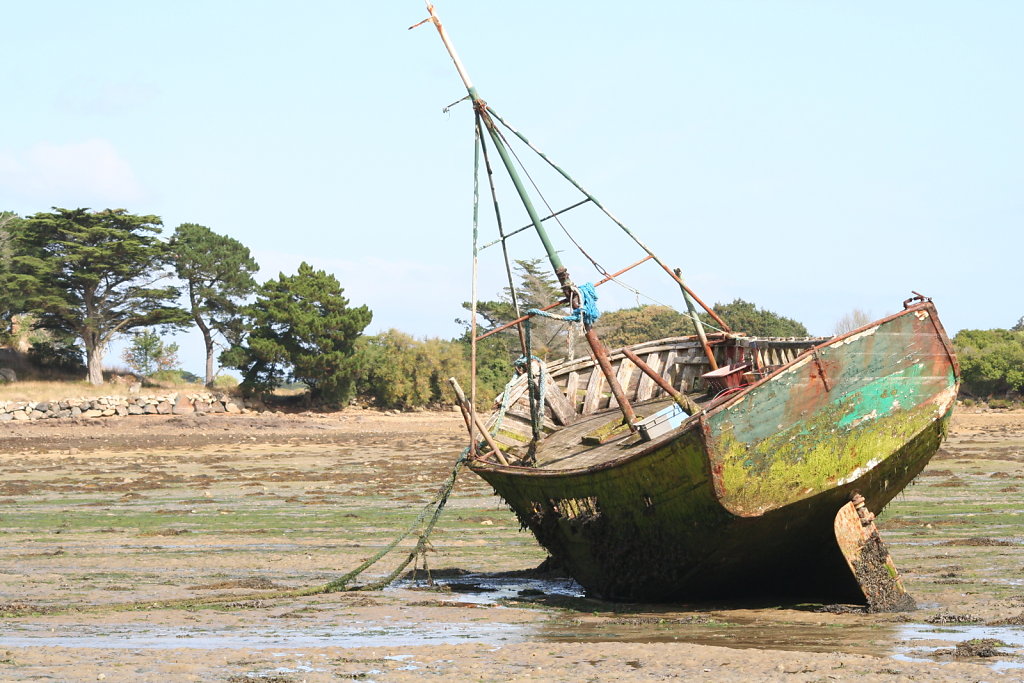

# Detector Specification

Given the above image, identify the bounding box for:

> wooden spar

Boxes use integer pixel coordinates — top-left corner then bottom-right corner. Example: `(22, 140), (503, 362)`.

(586, 328), (638, 429)
(476, 115), (528, 356)
(476, 254), (653, 342)
(674, 267), (718, 371)
(471, 113), (481, 437)
(449, 377), (509, 466)
(454, 401), (479, 458)
(423, 6), (562, 276)
(620, 347), (700, 415)
(423, 5), (638, 430)
(424, 4), (637, 429)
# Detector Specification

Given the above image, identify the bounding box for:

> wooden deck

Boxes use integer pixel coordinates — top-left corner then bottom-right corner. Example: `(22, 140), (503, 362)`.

(482, 334), (825, 465)
(533, 397), (686, 470)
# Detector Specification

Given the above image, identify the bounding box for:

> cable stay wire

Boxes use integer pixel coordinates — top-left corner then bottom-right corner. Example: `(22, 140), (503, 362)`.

(485, 107), (731, 333)
(489, 121), (611, 282)
(484, 113), (727, 335)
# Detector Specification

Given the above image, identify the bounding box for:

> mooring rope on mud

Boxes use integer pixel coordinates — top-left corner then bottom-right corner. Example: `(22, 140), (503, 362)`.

(0, 447), (471, 619)
(314, 445), (470, 593)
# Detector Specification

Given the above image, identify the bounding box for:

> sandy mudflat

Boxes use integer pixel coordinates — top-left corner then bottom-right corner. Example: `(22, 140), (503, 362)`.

(0, 406), (1021, 681)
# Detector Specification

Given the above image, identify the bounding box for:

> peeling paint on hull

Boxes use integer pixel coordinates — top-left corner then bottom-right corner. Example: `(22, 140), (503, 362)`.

(471, 303), (959, 603)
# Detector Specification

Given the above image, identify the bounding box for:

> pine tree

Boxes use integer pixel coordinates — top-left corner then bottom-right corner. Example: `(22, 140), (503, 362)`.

(221, 263), (372, 403)
(9, 208), (189, 384)
(169, 223), (258, 386)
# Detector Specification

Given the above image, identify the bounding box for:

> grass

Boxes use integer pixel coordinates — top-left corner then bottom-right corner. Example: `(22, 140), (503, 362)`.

(0, 380), (136, 402)
(0, 378), (237, 403)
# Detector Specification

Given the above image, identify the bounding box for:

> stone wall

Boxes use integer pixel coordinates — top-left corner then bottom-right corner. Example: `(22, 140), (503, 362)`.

(0, 392), (244, 422)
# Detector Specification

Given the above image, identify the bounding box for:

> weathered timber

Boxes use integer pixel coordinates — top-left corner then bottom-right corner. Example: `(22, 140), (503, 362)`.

(476, 303), (958, 604)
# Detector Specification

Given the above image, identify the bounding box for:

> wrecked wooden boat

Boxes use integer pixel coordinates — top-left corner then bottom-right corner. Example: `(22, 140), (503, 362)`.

(473, 306), (958, 605)
(419, 5), (959, 607)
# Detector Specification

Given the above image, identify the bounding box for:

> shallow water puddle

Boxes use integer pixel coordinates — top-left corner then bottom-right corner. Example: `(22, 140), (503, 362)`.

(2, 574), (1022, 670)
(0, 620), (528, 649)
(395, 574), (586, 604)
(894, 623), (1024, 670)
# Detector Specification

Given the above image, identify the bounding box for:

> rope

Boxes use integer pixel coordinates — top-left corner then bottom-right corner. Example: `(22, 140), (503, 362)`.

(491, 371), (521, 435)
(522, 319), (540, 439)
(576, 282), (600, 326)
(0, 447), (473, 617)
(315, 447), (470, 592)
(534, 348), (547, 439)
(504, 283), (600, 436)
(520, 281), (599, 326)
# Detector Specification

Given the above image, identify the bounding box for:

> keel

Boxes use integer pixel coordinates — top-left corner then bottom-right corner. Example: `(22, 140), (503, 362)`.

(834, 493), (916, 612)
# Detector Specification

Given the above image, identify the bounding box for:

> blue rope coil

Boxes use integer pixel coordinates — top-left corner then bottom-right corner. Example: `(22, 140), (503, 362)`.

(576, 282), (600, 326)
(514, 283), (600, 439)
(522, 282), (600, 326)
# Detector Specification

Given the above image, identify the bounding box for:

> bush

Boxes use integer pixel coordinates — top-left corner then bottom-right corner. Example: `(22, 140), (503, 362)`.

(28, 340), (85, 374)
(701, 298), (809, 337)
(987, 398), (1015, 410)
(355, 330), (470, 410)
(953, 329), (1024, 398)
(149, 369), (202, 386)
(211, 374), (239, 391)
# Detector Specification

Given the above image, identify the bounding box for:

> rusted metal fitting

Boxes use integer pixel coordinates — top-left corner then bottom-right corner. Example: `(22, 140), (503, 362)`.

(851, 492), (875, 526)
(903, 291), (932, 309)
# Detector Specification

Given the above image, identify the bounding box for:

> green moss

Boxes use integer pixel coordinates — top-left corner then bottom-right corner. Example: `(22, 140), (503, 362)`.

(714, 398), (948, 515)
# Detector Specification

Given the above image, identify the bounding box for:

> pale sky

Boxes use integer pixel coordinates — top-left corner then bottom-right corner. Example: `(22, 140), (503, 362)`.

(2, 1), (1021, 376)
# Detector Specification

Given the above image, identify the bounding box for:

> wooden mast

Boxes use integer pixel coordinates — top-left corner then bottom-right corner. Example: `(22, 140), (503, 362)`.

(420, 3), (638, 431)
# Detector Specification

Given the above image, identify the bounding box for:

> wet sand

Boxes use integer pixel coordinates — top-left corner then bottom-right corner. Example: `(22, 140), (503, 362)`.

(0, 407), (1022, 681)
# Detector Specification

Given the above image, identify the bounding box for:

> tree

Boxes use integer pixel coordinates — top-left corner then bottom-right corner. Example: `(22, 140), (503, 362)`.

(28, 335), (85, 375)
(594, 305), (690, 349)
(0, 211), (24, 343)
(8, 208), (190, 384)
(701, 298), (809, 337)
(169, 223), (258, 386)
(221, 262), (372, 402)
(121, 329), (180, 377)
(1012, 317), (1024, 332)
(356, 330), (469, 410)
(953, 329), (1024, 398)
(833, 308), (874, 336)
(467, 258), (575, 361)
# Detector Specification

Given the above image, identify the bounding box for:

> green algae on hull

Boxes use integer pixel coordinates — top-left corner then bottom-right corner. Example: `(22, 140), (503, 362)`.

(471, 303), (960, 602)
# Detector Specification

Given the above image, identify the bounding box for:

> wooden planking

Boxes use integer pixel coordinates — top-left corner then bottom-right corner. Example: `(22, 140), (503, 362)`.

(661, 350), (679, 392)
(542, 368), (577, 425)
(494, 374), (529, 409)
(608, 358), (636, 408)
(564, 371), (581, 415)
(489, 337), (825, 430)
(494, 415), (533, 443)
(634, 351), (667, 402)
(581, 366), (606, 415)
(507, 402), (557, 431)
(517, 336), (826, 423)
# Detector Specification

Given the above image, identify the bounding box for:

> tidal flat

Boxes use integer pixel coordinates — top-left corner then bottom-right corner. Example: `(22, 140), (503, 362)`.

(0, 408), (1021, 681)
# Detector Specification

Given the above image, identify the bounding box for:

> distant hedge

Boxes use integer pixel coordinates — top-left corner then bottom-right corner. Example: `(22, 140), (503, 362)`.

(952, 328), (1024, 398)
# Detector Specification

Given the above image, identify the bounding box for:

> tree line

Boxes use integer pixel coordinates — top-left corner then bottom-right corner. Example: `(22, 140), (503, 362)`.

(0, 208), (371, 401)
(1, 209), (1017, 408)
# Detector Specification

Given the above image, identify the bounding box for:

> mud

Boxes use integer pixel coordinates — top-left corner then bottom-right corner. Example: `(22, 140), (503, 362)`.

(0, 408), (1021, 680)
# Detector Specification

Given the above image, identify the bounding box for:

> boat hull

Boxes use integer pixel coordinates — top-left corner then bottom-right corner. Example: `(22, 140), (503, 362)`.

(471, 303), (959, 602)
